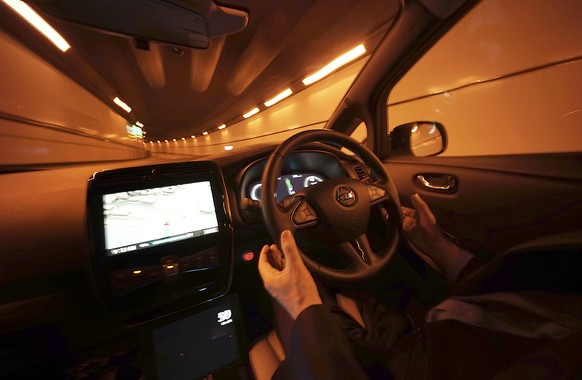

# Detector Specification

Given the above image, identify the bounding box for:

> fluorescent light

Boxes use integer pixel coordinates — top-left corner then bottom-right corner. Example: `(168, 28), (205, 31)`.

(224, 145), (233, 151)
(3, 0), (71, 52)
(264, 88), (293, 107)
(113, 97), (132, 113)
(202, 131), (208, 135)
(302, 44), (366, 86)
(243, 107), (259, 119)
(135, 121), (144, 127)
(218, 124), (226, 130)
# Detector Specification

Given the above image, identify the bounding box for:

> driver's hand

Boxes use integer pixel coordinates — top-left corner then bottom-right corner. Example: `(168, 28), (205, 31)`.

(402, 193), (444, 249)
(401, 193), (473, 282)
(258, 230), (322, 320)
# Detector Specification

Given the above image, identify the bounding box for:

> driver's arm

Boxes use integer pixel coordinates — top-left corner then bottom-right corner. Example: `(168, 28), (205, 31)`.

(259, 231), (368, 379)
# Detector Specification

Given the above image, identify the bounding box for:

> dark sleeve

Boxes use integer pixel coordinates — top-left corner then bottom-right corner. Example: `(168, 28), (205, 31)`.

(273, 304), (368, 380)
(456, 255), (487, 282)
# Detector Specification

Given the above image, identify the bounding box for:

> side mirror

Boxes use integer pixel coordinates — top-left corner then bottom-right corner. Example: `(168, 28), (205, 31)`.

(390, 121), (447, 157)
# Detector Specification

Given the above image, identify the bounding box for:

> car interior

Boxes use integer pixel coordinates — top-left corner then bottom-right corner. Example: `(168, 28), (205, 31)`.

(1, 0), (581, 378)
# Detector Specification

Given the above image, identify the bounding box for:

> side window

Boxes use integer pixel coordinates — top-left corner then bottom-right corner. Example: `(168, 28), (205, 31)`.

(387, 0), (582, 156)
(350, 122), (367, 144)
(341, 122), (368, 156)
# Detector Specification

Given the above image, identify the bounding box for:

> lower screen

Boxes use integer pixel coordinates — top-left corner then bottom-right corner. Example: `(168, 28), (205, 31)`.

(152, 299), (240, 380)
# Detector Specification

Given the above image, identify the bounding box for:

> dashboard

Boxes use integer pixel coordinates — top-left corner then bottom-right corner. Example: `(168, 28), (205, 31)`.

(84, 150), (352, 325)
(0, 145), (370, 378)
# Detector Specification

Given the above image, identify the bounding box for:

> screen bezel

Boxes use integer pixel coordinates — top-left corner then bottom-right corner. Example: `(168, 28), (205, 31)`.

(87, 164), (228, 264)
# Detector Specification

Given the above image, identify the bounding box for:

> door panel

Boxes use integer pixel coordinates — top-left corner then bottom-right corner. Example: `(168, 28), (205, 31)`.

(383, 0), (582, 259)
(386, 154), (582, 256)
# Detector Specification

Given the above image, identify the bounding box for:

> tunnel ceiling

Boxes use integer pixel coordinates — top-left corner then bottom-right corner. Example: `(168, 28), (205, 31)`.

(1, 0), (399, 140)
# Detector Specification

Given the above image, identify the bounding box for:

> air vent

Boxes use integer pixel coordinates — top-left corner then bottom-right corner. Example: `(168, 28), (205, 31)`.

(94, 162), (215, 186)
(353, 165), (370, 182)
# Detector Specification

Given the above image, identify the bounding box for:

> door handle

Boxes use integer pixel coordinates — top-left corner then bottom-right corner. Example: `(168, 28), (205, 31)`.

(416, 174), (457, 193)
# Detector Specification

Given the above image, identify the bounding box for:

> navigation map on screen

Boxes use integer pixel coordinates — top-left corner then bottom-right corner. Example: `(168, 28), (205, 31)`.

(103, 181), (219, 255)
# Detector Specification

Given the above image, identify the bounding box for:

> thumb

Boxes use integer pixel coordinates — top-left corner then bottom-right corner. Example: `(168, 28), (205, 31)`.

(279, 230), (301, 265)
(411, 193), (436, 224)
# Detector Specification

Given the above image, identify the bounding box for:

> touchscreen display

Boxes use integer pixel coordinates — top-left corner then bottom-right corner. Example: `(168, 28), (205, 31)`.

(103, 181), (219, 256)
(153, 299), (240, 380)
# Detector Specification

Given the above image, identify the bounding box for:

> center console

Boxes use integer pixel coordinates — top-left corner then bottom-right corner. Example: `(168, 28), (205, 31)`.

(86, 161), (234, 326)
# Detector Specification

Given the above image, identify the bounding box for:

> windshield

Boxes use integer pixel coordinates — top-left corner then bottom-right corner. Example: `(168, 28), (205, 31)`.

(0, 0), (395, 169)
(151, 57), (369, 156)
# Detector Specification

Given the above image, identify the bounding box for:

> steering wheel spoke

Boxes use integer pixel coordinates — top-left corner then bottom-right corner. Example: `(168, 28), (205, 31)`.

(273, 196), (319, 233)
(289, 197), (319, 229)
(337, 234), (378, 270)
(367, 183), (389, 205)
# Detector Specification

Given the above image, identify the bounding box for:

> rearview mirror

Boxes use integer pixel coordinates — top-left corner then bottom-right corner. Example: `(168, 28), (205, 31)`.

(390, 121), (447, 157)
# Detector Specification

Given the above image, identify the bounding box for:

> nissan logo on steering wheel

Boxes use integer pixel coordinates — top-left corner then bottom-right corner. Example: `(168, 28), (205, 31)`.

(336, 187), (356, 207)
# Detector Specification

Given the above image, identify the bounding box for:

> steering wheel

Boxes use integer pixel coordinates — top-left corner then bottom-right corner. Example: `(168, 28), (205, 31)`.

(261, 130), (401, 282)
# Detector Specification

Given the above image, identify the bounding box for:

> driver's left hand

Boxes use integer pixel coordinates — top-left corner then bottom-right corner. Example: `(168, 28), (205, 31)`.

(401, 194), (473, 282)
(258, 230), (322, 320)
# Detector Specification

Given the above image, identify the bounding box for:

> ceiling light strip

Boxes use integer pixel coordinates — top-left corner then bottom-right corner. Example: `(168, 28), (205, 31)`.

(243, 107), (259, 119)
(3, 0), (71, 52)
(302, 44), (366, 86)
(113, 97), (132, 113)
(264, 88), (293, 107)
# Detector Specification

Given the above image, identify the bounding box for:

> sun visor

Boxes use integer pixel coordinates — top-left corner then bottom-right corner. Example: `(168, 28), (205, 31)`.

(28, 0), (248, 49)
